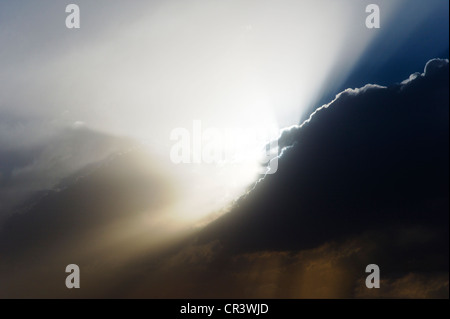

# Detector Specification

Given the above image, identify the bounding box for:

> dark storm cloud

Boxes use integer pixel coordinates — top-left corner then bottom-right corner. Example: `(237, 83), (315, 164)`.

(198, 59), (449, 272)
(86, 225), (449, 298)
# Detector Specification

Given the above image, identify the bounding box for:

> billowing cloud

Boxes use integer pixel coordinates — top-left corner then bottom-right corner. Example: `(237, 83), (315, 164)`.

(192, 59), (449, 297)
(200, 58), (449, 251)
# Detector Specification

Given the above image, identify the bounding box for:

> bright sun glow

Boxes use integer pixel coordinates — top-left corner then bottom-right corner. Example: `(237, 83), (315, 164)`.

(163, 104), (280, 224)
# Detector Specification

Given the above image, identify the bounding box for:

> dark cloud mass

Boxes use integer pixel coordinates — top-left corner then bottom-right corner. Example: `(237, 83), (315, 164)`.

(194, 59), (449, 296)
(200, 58), (449, 252)
(0, 59), (448, 298)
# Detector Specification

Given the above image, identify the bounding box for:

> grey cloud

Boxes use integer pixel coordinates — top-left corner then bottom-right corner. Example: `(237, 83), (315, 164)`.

(0, 123), (134, 218)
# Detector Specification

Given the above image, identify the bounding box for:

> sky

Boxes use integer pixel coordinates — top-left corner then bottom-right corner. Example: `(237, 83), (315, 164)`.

(0, 0), (448, 298)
